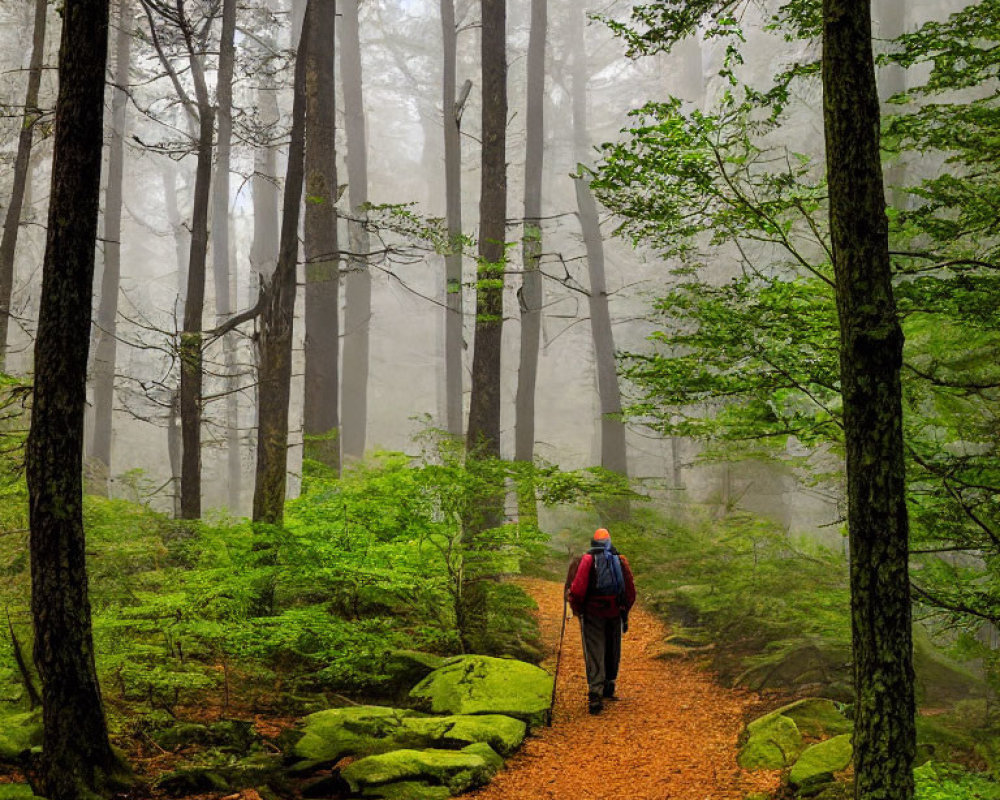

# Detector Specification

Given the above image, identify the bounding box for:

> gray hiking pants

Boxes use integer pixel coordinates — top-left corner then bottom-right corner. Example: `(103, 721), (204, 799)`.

(579, 614), (622, 696)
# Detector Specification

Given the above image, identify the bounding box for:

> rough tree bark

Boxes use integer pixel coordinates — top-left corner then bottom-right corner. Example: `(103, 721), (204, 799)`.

(252, 1), (308, 526)
(178, 27), (215, 520)
(441, 0), (466, 438)
(466, 0), (506, 459)
(302, 0), (340, 473)
(0, 0), (47, 368)
(569, 7), (628, 492)
(821, 1), (915, 798)
(211, 0), (241, 510)
(89, 0), (134, 496)
(340, 0), (371, 463)
(513, 0), (546, 522)
(26, 0), (133, 794)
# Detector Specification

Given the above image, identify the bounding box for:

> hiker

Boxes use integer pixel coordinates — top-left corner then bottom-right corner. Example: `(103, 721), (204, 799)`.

(566, 528), (636, 714)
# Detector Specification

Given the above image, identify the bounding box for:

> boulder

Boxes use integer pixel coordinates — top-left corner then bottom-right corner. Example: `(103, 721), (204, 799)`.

(382, 651), (446, 693)
(0, 786), (43, 800)
(399, 715), (526, 756)
(291, 706), (526, 771)
(360, 782), (451, 800)
(788, 735), (853, 789)
(409, 656), (553, 727)
(293, 706), (421, 768)
(0, 710), (42, 762)
(151, 719), (257, 752)
(738, 712), (804, 770)
(771, 699), (851, 739)
(341, 746), (501, 795)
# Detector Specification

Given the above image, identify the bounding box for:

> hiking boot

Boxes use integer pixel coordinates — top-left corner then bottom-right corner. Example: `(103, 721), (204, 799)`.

(588, 692), (603, 715)
(602, 681), (618, 700)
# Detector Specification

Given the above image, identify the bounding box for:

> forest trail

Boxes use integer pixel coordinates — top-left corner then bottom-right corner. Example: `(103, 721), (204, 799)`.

(473, 578), (782, 800)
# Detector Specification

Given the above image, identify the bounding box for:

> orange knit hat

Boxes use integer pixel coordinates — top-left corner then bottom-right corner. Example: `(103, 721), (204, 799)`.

(593, 528), (610, 540)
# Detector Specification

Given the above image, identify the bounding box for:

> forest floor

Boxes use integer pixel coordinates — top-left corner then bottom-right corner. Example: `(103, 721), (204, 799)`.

(472, 578), (784, 800)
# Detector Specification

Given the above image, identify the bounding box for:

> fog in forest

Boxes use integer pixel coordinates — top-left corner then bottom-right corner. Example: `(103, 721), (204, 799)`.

(0, 0), (961, 534)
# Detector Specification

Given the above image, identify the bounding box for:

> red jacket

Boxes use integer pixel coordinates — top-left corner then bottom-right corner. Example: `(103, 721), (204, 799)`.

(566, 550), (636, 618)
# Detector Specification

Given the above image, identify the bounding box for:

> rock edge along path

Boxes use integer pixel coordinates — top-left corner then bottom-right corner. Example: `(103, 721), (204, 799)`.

(472, 579), (781, 800)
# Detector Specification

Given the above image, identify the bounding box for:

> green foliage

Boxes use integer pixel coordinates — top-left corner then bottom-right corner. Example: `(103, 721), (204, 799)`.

(914, 762), (1000, 800)
(608, 507), (849, 666)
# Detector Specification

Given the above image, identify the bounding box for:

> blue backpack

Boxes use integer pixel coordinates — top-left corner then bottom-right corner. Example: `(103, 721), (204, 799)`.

(589, 546), (625, 598)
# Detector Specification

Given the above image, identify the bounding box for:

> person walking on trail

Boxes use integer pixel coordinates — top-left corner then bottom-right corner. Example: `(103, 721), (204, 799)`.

(566, 528), (636, 715)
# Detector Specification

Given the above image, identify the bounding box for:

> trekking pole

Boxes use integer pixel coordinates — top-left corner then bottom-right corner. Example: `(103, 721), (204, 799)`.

(548, 596), (568, 727)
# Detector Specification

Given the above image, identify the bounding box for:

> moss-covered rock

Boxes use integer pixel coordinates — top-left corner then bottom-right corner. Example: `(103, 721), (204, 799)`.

(399, 714), (526, 756)
(788, 735), (853, 789)
(409, 656), (553, 727)
(155, 768), (231, 795)
(0, 785), (44, 800)
(293, 706), (421, 768)
(151, 719), (257, 752)
(383, 651), (447, 694)
(291, 705), (526, 774)
(913, 627), (986, 708)
(738, 713), (804, 770)
(772, 699), (851, 739)
(0, 710), (42, 762)
(341, 746), (501, 795)
(460, 742), (504, 772)
(360, 782), (451, 800)
(734, 640), (851, 693)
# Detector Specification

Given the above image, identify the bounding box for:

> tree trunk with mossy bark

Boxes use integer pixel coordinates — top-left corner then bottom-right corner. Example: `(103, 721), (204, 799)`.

(822, 1), (916, 798)
(252, 1), (309, 528)
(27, 0), (134, 794)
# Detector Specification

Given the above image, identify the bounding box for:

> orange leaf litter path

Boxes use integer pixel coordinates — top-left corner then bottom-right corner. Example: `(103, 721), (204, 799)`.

(471, 578), (782, 800)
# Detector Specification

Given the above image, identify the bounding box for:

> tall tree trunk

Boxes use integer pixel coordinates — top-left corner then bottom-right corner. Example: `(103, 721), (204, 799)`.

(252, 3), (308, 526)
(211, 0), (240, 511)
(569, 8), (628, 495)
(0, 0), (47, 369)
(162, 161), (189, 518)
(466, 0), (506, 459)
(251, 81), (280, 279)
(340, 0), (371, 463)
(89, 0), (133, 496)
(821, 1), (915, 799)
(179, 48), (215, 520)
(441, 0), (465, 439)
(26, 0), (132, 794)
(302, 0), (340, 473)
(513, 0), (546, 522)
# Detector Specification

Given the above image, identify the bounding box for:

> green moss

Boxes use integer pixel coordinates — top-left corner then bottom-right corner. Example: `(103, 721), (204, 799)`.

(773, 698), (852, 739)
(0, 710), (41, 762)
(341, 747), (500, 794)
(293, 706), (420, 765)
(738, 712), (804, 770)
(400, 714), (526, 756)
(0, 786), (44, 800)
(360, 782), (452, 800)
(788, 734), (853, 789)
(409, 655), (553, 727)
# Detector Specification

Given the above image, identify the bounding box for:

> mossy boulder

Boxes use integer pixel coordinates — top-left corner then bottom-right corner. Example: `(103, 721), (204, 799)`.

(360, 781), (452, 800)
(293, 706), (421, 768)
(0, 786), (44, 800)
(409, 656), (553, 727)
(735, 640), (851, 693)
(913, 627), (986, 707)
(291, 706), (526, 773)
(0, 710), (42, 762)
(383, 651), (447, 692)
(151, 719), (257, 752)
(772, 699), (851, 739)
(154, 753), (284, 796)
(738, 712), (804, 770)
(341, 746), (501, 795)
(399, 714), (526, 756)
(788, 735), (853, 789)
